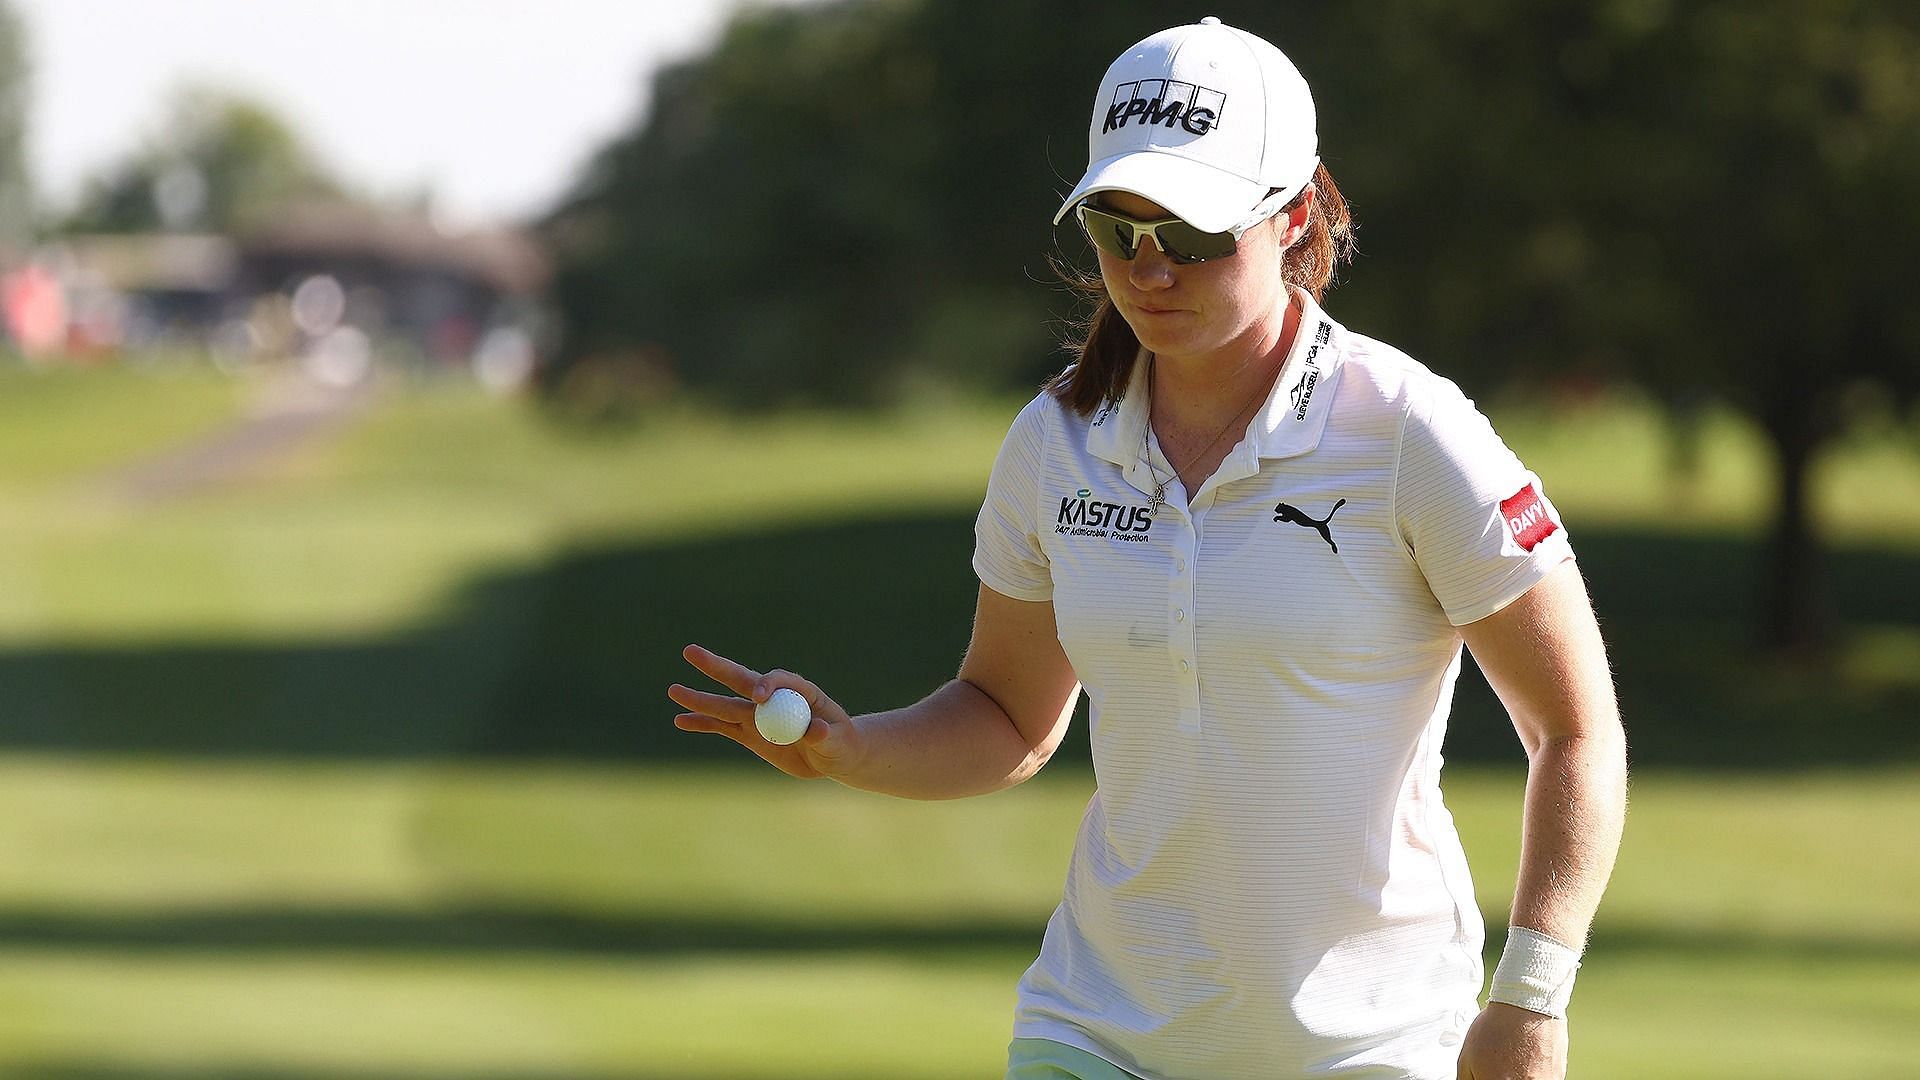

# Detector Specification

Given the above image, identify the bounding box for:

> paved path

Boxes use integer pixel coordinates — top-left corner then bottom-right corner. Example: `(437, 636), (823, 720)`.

(103, 375), (374, 508)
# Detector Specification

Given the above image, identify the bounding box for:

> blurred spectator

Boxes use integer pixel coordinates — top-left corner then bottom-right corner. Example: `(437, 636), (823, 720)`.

(1, 260), (64, 357)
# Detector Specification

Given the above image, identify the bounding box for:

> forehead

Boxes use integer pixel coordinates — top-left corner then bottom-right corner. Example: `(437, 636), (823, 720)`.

(1089, 190), (1175, 220)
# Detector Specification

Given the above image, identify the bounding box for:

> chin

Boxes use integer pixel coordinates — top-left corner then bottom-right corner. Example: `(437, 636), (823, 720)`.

(1121, 315), (1177, 345)
(1130, 324), (1206, 357)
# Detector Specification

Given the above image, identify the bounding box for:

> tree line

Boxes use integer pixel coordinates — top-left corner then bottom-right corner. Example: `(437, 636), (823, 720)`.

(544, 0), (1920, 654)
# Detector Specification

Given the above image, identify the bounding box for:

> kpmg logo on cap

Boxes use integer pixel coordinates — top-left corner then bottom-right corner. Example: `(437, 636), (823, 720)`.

(1103, 80), (1227, 137)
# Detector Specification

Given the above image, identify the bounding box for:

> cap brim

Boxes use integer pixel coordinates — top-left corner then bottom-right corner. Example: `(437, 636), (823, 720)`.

(1052, 150), (1272, 234)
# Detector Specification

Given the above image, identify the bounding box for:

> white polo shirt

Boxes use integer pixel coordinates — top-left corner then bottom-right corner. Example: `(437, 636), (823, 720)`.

(972, 289), (1575, 1079)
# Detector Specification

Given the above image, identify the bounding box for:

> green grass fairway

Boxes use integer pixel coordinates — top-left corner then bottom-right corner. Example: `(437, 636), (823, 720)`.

(0, 368), (1916, 1076)
(0, 365), (246, 492)
(0, 758), (1913, 1078)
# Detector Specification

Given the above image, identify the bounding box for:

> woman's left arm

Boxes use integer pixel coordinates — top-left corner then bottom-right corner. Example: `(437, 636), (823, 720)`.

(1455, 558), (1628, 1079)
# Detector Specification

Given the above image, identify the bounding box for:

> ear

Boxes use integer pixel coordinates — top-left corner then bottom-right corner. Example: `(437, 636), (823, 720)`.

(1278, 186), (1316, 247)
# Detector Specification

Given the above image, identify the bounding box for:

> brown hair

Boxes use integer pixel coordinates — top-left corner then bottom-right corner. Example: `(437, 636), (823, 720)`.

(1044, 162), (1356, 416)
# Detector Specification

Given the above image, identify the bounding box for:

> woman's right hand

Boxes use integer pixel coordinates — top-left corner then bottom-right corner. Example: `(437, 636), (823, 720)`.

(668, 643), (862, 780)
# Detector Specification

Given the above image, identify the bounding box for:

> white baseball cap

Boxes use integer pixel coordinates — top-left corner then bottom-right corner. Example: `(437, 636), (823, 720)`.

(1053, 16), (1319, 235)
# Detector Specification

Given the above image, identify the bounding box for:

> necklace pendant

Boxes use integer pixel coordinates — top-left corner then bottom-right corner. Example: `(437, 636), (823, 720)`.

(1148, 482), (1167, 516)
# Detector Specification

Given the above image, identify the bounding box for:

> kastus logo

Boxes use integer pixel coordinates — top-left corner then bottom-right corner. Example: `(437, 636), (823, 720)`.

(1103, 80), (1227, 137)
(1500, 483), (1559, 552)
(1288, 319), (1333, 421)
(1056, 487), (1154, 543)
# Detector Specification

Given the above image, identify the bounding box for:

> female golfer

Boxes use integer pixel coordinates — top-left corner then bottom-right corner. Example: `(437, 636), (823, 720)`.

(669, 16), (1626, 1080)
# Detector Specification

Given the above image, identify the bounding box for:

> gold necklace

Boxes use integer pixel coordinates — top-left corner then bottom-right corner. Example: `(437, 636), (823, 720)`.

(1138, 354), (1274, 515)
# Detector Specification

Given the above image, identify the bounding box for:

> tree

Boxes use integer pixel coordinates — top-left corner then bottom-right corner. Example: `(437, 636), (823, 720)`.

(543, 0), (1190, 404)
(64, 85), (340, 235)
(1591, 1), (1920, 657)
(1311, 0), (1920, 656)
(0, 0), (31, 257)
(550, 1), (944, 403)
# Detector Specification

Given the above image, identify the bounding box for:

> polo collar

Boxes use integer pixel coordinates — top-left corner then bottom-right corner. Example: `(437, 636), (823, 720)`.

(1250, 288), (1344, 460)
(1086, 287), (1344, 474)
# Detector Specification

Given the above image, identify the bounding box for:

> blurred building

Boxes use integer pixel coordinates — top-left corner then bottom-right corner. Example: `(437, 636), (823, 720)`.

(10, 201), (551, 390)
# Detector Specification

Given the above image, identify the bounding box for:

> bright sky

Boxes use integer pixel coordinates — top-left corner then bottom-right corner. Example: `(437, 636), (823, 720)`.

(14, 0), (803, 228)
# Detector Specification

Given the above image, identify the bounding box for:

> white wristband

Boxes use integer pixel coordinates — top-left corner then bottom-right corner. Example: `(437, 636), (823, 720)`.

(1488, 926), (1582, 1019)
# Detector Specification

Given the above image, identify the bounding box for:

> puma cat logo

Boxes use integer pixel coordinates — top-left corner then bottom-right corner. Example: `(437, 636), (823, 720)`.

(1274, 498), (1346, 553)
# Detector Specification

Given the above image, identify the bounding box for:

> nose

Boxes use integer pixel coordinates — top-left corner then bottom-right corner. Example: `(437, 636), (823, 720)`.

(1127, 235), (1175, 291)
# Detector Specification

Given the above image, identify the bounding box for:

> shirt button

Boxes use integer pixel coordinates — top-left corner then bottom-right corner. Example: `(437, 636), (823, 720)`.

(1175, 608), (1186, 622)
(1174, 557), (1186, 572)
(1179, 659), (1191, 672)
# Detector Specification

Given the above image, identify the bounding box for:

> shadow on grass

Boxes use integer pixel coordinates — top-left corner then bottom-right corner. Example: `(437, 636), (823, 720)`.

(0, 904), (1909, 965)
(0, 510), (1915, 767)
(0, 906), (1043, 958)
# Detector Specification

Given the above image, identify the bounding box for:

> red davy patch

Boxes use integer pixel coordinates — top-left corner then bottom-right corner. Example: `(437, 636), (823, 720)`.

(1500, 483), (1558, 552)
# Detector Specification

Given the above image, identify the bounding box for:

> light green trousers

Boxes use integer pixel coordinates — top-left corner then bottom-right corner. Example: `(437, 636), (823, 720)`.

(1006, 1037), (1143, 1080)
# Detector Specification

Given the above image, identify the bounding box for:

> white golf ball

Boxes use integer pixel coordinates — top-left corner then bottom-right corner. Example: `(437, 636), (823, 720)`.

(754, 687), (812, 745)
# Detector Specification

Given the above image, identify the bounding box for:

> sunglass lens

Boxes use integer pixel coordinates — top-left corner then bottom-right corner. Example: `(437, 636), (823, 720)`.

(1158, 221), (1237, 264)
(1076, 207), (1138, 259)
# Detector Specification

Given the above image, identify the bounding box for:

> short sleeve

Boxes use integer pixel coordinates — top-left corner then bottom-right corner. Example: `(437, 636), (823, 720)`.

(1394, 375), (1574, 626)
(972, 395), (1054, 602)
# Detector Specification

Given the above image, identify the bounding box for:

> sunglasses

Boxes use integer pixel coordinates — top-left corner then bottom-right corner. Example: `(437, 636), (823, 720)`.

(1074, 203), (1239, 265)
